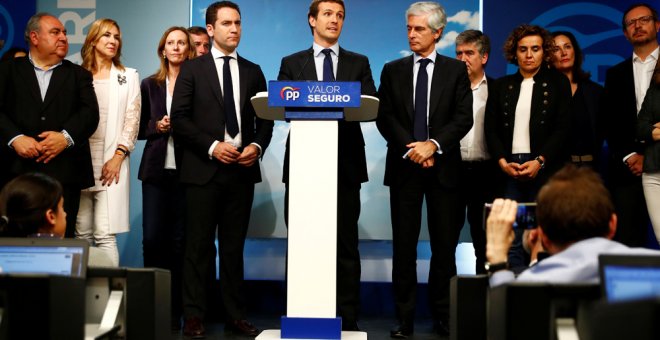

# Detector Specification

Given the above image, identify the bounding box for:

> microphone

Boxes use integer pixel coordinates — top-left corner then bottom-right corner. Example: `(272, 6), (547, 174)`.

(295, 50), (313, 80)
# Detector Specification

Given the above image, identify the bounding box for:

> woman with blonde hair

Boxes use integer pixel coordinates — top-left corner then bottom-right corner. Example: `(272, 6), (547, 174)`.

(137, 26), (194, 330)
(76, 18), (140, 267)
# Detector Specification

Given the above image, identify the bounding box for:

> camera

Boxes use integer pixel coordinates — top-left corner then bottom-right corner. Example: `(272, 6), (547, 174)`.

(483, 202), (537, 230)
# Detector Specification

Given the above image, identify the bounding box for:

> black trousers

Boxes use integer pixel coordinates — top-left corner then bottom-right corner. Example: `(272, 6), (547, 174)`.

(610, 178), (650, 247)
(141, 175), (186, 318)
(390, 167), (464, 324)
(458, 160), (498, 274)
(183, 168), (254, 321)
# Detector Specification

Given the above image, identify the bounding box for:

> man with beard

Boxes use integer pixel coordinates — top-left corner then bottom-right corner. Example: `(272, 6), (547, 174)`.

(603, 3), (659, 247)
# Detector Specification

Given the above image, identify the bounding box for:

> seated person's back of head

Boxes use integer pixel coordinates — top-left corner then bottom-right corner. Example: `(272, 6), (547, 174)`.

(0, 173), (66, 237)
(0, 173), (112, 266)
(487, 165), (660, 286)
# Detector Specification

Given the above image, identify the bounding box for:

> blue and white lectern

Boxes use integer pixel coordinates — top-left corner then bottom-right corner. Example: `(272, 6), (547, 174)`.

(252, 81), (378, 340)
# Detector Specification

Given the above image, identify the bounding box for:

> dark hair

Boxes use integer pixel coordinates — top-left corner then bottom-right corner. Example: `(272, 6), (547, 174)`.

(0, 173), (63, 237)
(551, 31), (591, 82)
(187, 26), (209, 37)
(24, 12), (52, 44)
(622, 3), (658, 30)
(1, 47), (27, 62)
(503, 24), (554, 65)
(307, 0), (345, 35)
(206, 1), (241, 27)
(536, 165), (614, 247)
(455, 29), (491, 56)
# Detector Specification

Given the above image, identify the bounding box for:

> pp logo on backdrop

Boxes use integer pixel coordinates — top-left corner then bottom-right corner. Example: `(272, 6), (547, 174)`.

(0, 5), (15, 55)
(507, 2), (626, 84)
(280, 86), (300, 101)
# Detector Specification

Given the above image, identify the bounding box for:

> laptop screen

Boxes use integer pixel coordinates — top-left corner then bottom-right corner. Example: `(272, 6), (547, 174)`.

(599, 254), (660, 303)
(0, 238), (88, 278)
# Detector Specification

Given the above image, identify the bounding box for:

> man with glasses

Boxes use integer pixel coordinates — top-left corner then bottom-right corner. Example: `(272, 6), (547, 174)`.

(603, 3), (659, 247)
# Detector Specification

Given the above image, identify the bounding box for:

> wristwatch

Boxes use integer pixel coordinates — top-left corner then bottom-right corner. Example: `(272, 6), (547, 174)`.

(484, 261), (509, 274)
(534, 156), (545, 169)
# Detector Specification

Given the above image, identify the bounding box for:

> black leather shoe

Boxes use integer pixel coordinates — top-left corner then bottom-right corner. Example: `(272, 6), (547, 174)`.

(433, 319), (450, 336)
(342, 320), (360, 331)
(183, 317), (205, 339)
(225, 319), (259, 337)
(390, 323), (413, 338)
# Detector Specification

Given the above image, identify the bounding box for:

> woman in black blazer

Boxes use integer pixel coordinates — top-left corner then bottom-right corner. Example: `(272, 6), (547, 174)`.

(637, 64), (660, 244)
(485, 24), (572, 269)
(551, 31), (604, 172)
(137, 26), (194, 330)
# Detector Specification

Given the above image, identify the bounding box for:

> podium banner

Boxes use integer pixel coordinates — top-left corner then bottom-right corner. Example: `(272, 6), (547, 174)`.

(268, 81), (361, 109)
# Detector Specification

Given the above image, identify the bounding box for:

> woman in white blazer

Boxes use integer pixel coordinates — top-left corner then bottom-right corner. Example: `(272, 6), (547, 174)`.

(76, 18), (140, 266)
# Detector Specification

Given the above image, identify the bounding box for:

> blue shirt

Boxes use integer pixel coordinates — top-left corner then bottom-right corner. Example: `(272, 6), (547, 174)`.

(490, 237), (660, 287)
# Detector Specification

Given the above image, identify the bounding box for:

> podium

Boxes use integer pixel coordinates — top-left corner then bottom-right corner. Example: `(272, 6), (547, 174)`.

(252, 81), (377, 340)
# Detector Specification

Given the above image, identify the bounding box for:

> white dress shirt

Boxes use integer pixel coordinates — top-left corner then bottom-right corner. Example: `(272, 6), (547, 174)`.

(412, 51), (442, 154)
(512, 77), (534, 154)
(460, 73), (489, 161)
(313, 42), (338, 80)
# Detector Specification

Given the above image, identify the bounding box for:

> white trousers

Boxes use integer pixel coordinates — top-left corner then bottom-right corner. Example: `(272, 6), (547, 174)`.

(643, 172), (660, 244)
(76, 190), (119, 266)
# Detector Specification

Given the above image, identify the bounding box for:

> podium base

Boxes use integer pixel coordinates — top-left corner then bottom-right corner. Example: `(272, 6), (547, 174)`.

(256, 329), (367, 340)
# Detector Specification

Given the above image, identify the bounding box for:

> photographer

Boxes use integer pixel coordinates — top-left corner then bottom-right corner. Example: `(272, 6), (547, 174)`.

(486, 165), (659, 287)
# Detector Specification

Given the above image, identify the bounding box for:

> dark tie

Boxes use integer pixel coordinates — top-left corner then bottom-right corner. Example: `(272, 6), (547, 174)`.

(221, 56), (239, 138)
(321, 48), (335, 81)
(414, 58), (431, 141)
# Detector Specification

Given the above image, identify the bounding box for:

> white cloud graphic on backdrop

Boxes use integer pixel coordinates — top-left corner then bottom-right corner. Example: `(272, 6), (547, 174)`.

(448, 10), (479, 29)
(396, 10), (479, 56)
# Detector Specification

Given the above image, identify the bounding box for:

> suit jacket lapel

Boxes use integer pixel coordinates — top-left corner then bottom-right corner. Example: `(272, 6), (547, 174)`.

(336, 47), (350, 81)
(42, 63), (69, 110)
(237, 55), (247, 112)
(428, 56), (446, 118)
(402, 55), (415, 122)
(202, 53), (223, 108)
(303, 47), (318, 81)
(17, 59), (43, 104)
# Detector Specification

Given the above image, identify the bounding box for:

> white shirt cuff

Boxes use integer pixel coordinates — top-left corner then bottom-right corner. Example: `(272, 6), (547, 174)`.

(208, 140), (219, 159)
(429, 139), (443, 154)
(622, 152), (636, 163)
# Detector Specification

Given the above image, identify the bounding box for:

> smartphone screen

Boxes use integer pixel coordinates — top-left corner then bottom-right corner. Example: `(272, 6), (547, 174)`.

(483, 202), (537, 230)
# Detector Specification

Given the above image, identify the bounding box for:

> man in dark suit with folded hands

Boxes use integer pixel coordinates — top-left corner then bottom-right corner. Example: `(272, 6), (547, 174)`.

(277, 0), (376, 331)
(0, 13), (98, 237)
(376, 2), (473, 338)
(171, 1), (273, 338)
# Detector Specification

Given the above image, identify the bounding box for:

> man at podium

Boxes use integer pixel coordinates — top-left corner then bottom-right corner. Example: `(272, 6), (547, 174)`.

(376, 2), (473, 338)
(277, 0), (376, 332)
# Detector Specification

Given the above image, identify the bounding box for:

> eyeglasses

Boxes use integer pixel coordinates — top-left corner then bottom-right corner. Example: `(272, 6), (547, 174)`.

(625, 15), (655, 28)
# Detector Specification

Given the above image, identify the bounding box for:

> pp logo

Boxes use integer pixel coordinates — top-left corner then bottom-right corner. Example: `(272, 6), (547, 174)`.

(280, 86), (300, 101)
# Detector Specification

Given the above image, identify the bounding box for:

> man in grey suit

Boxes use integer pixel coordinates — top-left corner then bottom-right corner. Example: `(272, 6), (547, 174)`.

(376, 2), (472, 337)
(277, 0), (376, 331)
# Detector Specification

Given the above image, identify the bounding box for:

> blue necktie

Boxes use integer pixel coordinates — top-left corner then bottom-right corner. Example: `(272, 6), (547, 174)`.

(221, 56), (239, 138)
(321, 49), (335, 81)
(414, 58), (431, 141)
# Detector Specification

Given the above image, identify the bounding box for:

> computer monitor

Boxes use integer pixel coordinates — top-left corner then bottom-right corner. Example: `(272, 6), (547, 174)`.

(0, 238), (89, 278)
(599, 254), (660, 303)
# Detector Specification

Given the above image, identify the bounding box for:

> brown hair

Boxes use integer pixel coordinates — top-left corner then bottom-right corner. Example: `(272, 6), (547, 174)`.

(503, 24), (554, 65)
(307, 0), (345, 35)
(152, 26), (194, 86)
(536, 165), (614, 247)
(81, 18), (124, 73)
